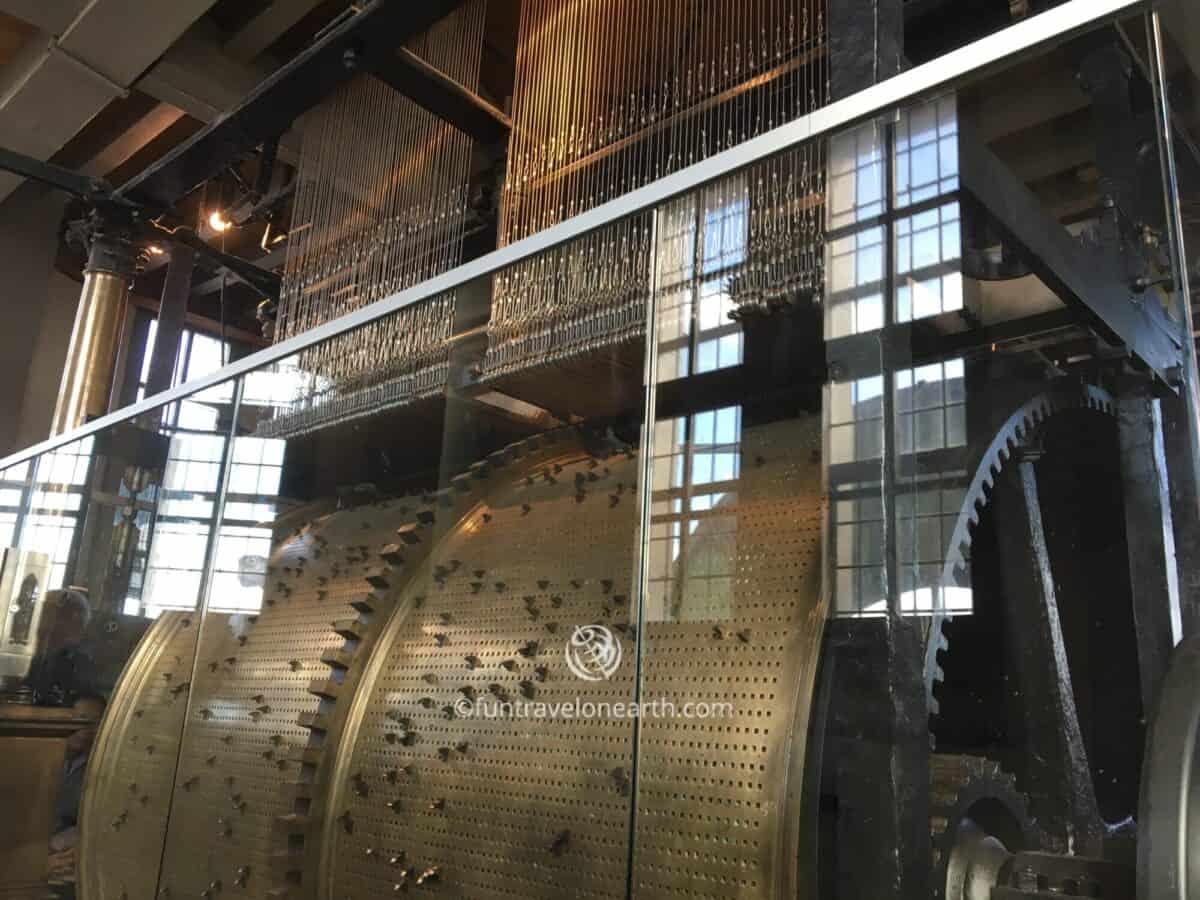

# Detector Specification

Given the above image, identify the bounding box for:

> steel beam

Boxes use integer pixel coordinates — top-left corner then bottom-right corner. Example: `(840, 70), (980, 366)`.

(825, 308), (1084, 377)
(159, 227), (281, 302)
(0, 144), (105, 199)
(0, 139), (283, 301)
(192, 244), (288, 297)
(225, 0), (323, 63)
(117, 0), (469, 211)
(958, 127), (1183, 383)
(373, 47), (510, 144)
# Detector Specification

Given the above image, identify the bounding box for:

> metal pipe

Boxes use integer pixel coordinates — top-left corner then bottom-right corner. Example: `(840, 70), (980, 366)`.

(626, 205), (661, 900)
(1147, 10), (1200, 527)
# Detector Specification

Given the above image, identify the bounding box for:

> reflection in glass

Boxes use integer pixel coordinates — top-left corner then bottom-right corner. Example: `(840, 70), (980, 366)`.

(895, 202), (963, 323)
(647, 406), (742, 621)
(20, 440), (93, 589)
(894, 95), (960, 207)
(824, 94), (972, 617)
(655, 185), (747, 383)
(825, 97), (963, 340)
(0, 398), (231, 899)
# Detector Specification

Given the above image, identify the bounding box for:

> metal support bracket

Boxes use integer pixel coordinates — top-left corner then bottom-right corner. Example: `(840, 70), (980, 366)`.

(958, 127), (1184, 385)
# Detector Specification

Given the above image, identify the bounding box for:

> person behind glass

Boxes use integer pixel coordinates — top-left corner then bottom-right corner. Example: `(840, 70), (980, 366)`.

(25, 588), (96, 706)
(47, 692), (107, 899)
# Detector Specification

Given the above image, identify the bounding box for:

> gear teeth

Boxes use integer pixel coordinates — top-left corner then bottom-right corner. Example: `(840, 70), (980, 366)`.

(927, 758), (1033, 899)
(270, 427), (605, 897)
(925, 384), (1117, 741)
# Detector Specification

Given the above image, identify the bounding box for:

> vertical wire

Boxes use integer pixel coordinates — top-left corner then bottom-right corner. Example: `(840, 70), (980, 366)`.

(271, 1), (486, 432)
(486, 0), (831, 375)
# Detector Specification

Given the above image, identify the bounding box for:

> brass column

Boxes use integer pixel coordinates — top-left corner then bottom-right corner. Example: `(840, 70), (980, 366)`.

(51, 219), (139, 436)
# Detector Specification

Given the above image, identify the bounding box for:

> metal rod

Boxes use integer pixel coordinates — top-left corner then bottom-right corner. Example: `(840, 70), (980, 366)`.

(1146, 10), (1200, 526)
(881, 119), (901, 615)
(1113, 19), (1200, 173)
(626, 205), (661, 900)
(0, 0), (1150, 470)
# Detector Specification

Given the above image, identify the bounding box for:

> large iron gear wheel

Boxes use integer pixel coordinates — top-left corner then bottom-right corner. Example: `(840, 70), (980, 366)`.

(924, 383), (1116, 721)
(930, 754), (1035, 900)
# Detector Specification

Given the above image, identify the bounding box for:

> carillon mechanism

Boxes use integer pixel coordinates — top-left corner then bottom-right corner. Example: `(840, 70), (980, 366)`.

(265, 1), (487, 437)
(17, 3), (1198, 900)
(79, 422), (826, 900)
(483, 0), (830, 378)
(256, 293), (456, 439)
(727, 145), (826, 315)
(485, 216), (653, 379)
(256, 0), (832, 428)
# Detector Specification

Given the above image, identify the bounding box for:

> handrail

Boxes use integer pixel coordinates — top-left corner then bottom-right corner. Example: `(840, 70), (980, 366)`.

(0, 0), (1148, 471)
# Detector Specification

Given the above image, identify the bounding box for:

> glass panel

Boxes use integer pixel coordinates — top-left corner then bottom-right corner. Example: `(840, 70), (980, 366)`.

(149, 251), (650, 895)
(633, 142), (834, 896)
(814, 22), (1195, 894)
(0, 460), (30, 552)
(151, 324), (433, 898)
(0, 394), (231, 900)
(657, 184), (751, 382)
(135, 323), (235, 405)
(9, 11), (1190, 900)
(630, 25), (1194, 891)
(144, 260), (614, 900)
(400, 268), (648, 898)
